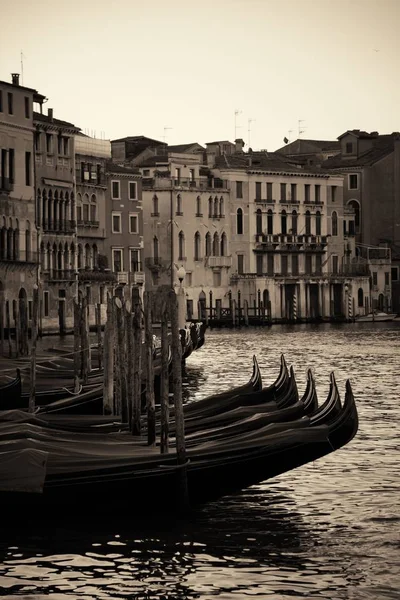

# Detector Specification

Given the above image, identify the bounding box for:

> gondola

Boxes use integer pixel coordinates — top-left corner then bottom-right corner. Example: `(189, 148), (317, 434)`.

(0, 369), (22, 406)
(0, 376), (358, 513)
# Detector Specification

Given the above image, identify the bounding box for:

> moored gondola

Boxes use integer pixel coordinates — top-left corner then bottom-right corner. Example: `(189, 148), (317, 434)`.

(0, 370), (22, 408)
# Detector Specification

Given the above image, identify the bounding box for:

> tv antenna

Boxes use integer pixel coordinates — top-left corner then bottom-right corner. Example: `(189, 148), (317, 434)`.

(298, 120), (306, 137)
(20, 51), (25, 85)
(248, 118), (256, 148)
(234, 109), (242, 140)
(163, 127), (173, 144)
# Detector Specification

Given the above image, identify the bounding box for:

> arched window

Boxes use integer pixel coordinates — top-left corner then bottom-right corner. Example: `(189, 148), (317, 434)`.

(85, 243), (91, 268)
(213, 232), (219, 256)
(237, 208), (243, 234)
(220, 232), (227, 256)
(205, 232), (211, 256)
(196, 196), (202, 216)
(281, 210), (287, 235)
(291, 210), (298, 235)
(13, 219), (19, 260)
(316, 211), (321, 236)
(256, 209), (262, 235)
(332, 211), (338, 236)
(305, 210), (311, 236)
(176, 194), (182, 215)
(25, 221), (31, 261)
(48, 190), (53, 229)
(178, 231), (185, 260)
(358, 288), (364, 307)
(348, 200), (360, 232)
(90, 194), (97, 222)
(208, 197), (213, 217)
(194, 231), (201, 260)
(70, 243), (76, 270)
(153, 236), (159, 260)
(219, 197), (224, 217)
(267, 210), (273, 235)
(57, 243), (63, 270)
(92, 244), (98, 267)
(46, 242), (51, 271)
(214, 197), (218, 217)
(37, 189), (42, 228)
(83, 193), (90, 223)
(152, 195), (158, 216)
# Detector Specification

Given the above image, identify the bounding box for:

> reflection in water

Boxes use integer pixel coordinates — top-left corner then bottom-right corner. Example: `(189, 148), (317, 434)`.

(0, 322), (399, 599)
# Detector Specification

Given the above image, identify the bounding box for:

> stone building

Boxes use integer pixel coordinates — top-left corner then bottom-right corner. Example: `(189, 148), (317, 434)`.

(0, 73), (43, 344)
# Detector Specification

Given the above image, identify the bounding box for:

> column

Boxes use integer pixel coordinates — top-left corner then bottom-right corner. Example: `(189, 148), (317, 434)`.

(299, 281), (307, 319)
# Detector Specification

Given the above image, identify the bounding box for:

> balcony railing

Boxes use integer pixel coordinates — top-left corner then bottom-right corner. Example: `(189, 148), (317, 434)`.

(42, 219), (76, 234)
(77, 219), (100, 228)
(205, 255), (232, 268)
(129, 271), (145, 285)
(255, 198), (275, 204)
(0, 250), (38, 264)
(142, 176), (229, 190)
(255, 233), (328, 246)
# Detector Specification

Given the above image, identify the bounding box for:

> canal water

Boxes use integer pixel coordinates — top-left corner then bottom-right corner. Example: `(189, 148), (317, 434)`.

(0, 323), (399, 599)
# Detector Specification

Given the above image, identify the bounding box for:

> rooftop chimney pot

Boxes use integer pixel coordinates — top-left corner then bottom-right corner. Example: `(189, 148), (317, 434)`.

(11, 73), (20, 86)
(48, 108), (53, 122)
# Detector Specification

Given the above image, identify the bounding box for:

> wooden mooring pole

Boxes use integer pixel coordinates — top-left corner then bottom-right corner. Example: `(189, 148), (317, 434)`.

(95, 302), (102, 370)
(132, 294), (142, 435)
(28, 286), (39, 413)
(168, 289), (189, 509)
(160, 295), (170, 454)
(144, 291), (156, 445)
(115, 297), (128, 422)
(103, 294), (115, 415)
(6, 302), (12, 358)
(73, 299), (81, 393)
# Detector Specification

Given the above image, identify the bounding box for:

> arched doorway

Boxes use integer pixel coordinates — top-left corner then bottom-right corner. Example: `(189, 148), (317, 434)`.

(198, 290), (206, 320)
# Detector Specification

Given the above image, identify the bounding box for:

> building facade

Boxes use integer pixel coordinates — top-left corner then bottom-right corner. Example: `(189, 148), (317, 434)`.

(0, 73), (42, 347)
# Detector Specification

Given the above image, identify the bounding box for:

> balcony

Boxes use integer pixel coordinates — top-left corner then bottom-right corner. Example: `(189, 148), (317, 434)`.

(0, 250), (38, 265)
(116, 271), (129, 284)
(79, 268), (116, 282)
(255, 198), (275, 204)
(129, 271), (145, 285)
(279, 198), (300, 205)
(145, 257), (165, 271)
(42, 220), (76, 234)
(43, 269), (75, 282)
(254, 234), (328, 252)
(77, 219), (100, 228)
(142, 176), (229, 191)
(0, 178), (13, 194)
(206, 255), (232, 268)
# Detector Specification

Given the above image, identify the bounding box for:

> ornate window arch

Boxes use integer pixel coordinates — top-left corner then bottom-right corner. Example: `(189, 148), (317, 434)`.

(205, 231), (211, 256)
(194, 231), (201, 261)
(291, 210), (298, 235)
(305, 210), (311, 236)
(267, 209), (273, 235)
(256, 209), (262, 235)
(178, 231), (185, 260)
(316, 211), (321, 236)
(237, 208), (243, 234)
(332, 211), (338, 236)
(196, 195), (202, 216)
(220, 232), (227, 256)
(213, 232), (219, 256)
(281, 210), (287, 235)
(348, 199), (360, 232)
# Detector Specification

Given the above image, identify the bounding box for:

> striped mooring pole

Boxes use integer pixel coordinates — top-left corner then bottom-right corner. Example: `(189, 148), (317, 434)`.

(292, 292), (297, 320)
(348, 294), (353, 320)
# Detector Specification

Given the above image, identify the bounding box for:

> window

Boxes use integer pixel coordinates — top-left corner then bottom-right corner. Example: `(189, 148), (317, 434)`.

(34, 132), (41, 152)
(281, 255), (288, 275)
(220, 232), (227, 256)
(129, 181), (137, 200)
(111, 180), (120, 199)
(332, 255), (338, 274)
(129, 213), (138, 234)
(112, 212), (122, 233)
(358, 288), (364, 307)
(150, 195), (159, 217)
(385, 272), (390, 286)
(46, 134), (52, 153)
(280, 183), (286, 202)
(212, 232), (219, 256)
(281, 210), (287, 235)
(349, 174), (358, 190)
(348, 200), (360, 231)
(97, 164), (101, 184)
(205, 232), (211, 256)
(292, 254), (299, 275)
(267, 210), (273, 234)
(178, 231), (185, 260)
(112, 248), (123, 272)
(43, 291), (49, 317)
(28, 300), (32, 321)
(315, 255), (322, 274)
(346, 142), (353, 154)
(267, 182), (273, 201)
(305, 255), (312, 274)
(391, 267), (398, 281)
(208, 197), (213, 217)
(290, 183), (297, 202)
(90, 203), (96, 222)
(176, 194), (182, 215)
(236, 181), (243, 198)
(331, 185), (337, 202)
(7, 92), (13, 115)
(63, 137), (69, 156)
(237, 208), (243, 234)
(58, 135), (62, 154)
(175, 167), (181, 183)
(316, 211), (321, 236)
(189, 168), (195, 183)
(331, 211), (338, 236)
(153, 237), (159, 259)
(77, 205), (82, 221)
(83, 203), (89, 222)
(267, 254), (274, 276)
(194, 231), (201, 260)
(315, 185), (321, 203)
(213, 271), (221, 287)
(9, 149), (15, 184)
(219, 197), (224, 217)
(143, 169), (150, 177)
(304, 184), (310, 203)
(25, 152), (31, 186)
(24, 97), (30, 119)
(196, 196), (202, 216)
(255, 182), (262, 201)
(256, 209), (262, 235)
(348, 220), (355, 235)
(256, 255), (263, 276)
(291, 211), (298, 235)
(237, 254), (244, 274)
(130, 248), (140, 272)
(0, 90), (2, 112)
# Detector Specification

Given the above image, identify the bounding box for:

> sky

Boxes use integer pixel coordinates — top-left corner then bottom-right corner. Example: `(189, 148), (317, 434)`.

(1, 0), (399, 151)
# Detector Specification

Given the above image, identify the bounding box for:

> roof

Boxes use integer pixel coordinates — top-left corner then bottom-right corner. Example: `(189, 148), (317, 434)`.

(167, 143), (204, 153)
(324, 134), (397, 169)
(138, 155), (169, 167)
(215, 151), (304, 173)
(34, 111), (80, 131)
(275, 138), (340, 155)
(0, 79), (39, 94)
(106, 161), (140, 175)
(206, 140), (234, 146)
(111, 135), (164, 145)
(337, 130), (380, 140)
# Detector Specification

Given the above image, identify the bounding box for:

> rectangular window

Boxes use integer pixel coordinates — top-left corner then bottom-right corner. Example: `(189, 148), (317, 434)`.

(83, 204), (89, 222)
(267, 255), (274, 276)
(63, 137), (69, 155)
(280, 183), (286, 201)
(112, 249), (123, 272)
(97, 164), (101, 184)
(43, 291), (49, 317)
(331, 185), (337, 202)
(346, 142), (353, 154)
(255, 182), (262, 200)
(111, 180), (120, 199)
(129, 213), (138, 233)
(267, 182), (273, 201)
(391, 267), (398, 281)
(0, 90), (2, 112)
(349, 174), (358, 190)
(129, 181), (137, 200)
(315, 255), (322, 274)
(7, 92), (13, 115)
(130, 248), (140, 272)
(237, 254), (244, 275)
(305, 254), (312, 274)
(112, 212), (122, 233)
(372, 272), (377, 286)
(25, 152), (31, 186)
(24, 96), (30, 118)
(35, 132), (41, 152)
(385, 272), (390, 286)
(281, 255), (288, 275)
(90, 204), (96, 222)
(256, 255), (263, 276)
(315, 185), (321, 203)
(77, 205), (82, 221)
(290, 183), (297, 202)
(292, 254), (299, 275)
(175, 167), (181, 183)
(213, 271), (221, 287)
(100, 286), (105, 304)
(189, 168), (195, 182)
(304, 184), (310, 203)
(143, 169), (150, 177)
(58, 136), (62, 154)
(332, 255), (338, 274)
(236, 181), (243, 198)
(9, 149), (15, 184)
(46, 134), (52, 153)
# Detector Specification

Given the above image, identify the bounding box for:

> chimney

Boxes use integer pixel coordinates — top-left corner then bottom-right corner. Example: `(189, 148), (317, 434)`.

(11, 73), (20, 86)
(235, 138), (245, 153)
(48, 108), (53, 122)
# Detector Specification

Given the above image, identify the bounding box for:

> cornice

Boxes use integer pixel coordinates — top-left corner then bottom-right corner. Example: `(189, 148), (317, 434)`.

(0, 119), (34, 134)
